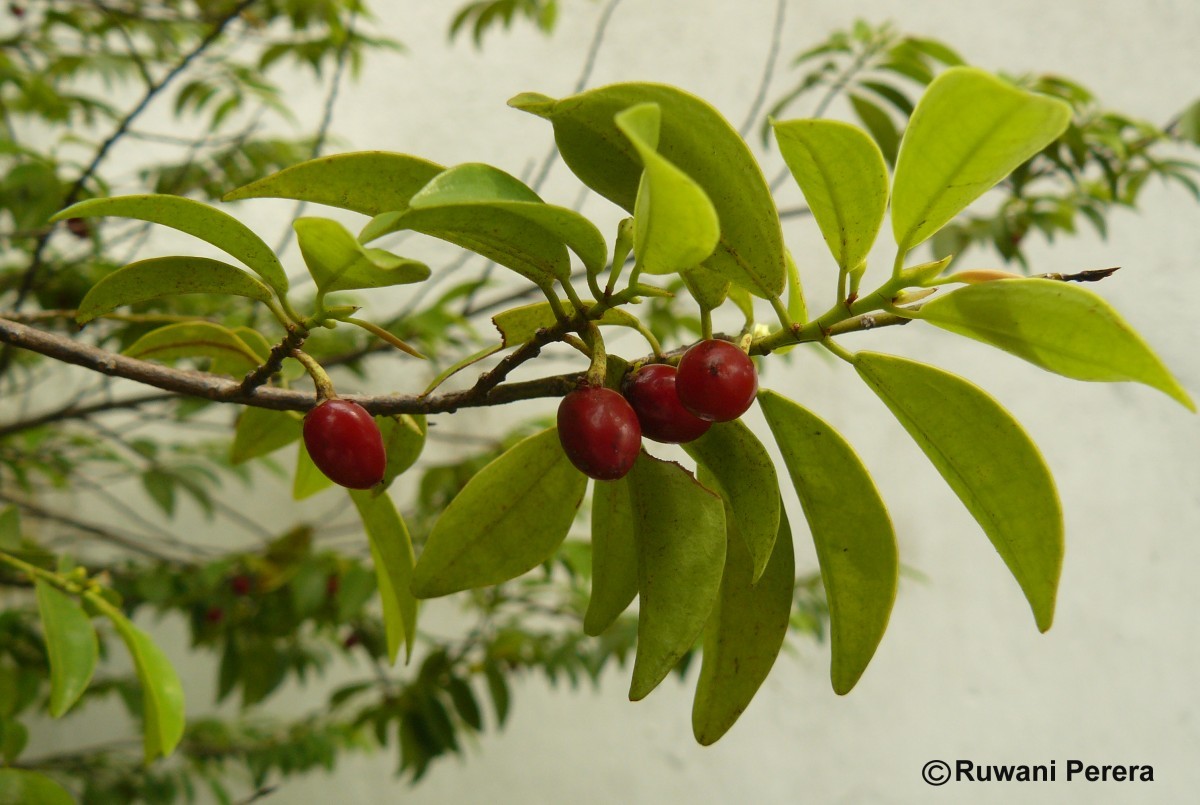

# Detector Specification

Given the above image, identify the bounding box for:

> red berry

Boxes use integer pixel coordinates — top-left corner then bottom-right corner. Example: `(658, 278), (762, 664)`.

(622, 363), (711, 444)
(557, 386), (641, 480)
(676, 340), (758, 422)
(204, 605), (225, 624)
(230, 573), (252, 596)
(325, 573), (340, 598)
(303, 399), (386, 489)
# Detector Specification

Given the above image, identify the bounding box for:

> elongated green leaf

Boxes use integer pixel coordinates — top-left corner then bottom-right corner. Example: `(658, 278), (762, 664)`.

(683, 421), (780, 583)
(855, 352), (1063, 631)
(692, 504), (794, 744)
(53, 194), (289, 293)
(294, 217), (430, 296)
(773, 119), (888, 273)
(849, 94), (900, 166)
(0, 769), (74, 805)
(34, 580), (98, 718)
(77, 257), (274, 325)
(97, 601), (185, 761)
(759, 391), (898, 693)
(411, 427), (587, 597)
(614, 103), (719, 275)
(912, 278), (1194, 410)
(628, 453), (726, 701)
(230, 407), (302, 465)
(511, 83), (787, 298)
(223, 151), (445, 216)
(351, 490), (419, 663)
(379, 414), (427, 487)
(123, 322), (264, 375)
(492, 299), (640, 347)
(0, 508), (20, 551)
(292, 441), (335, 500)
(584, 477), (639, 636)
(891, 67), (1071, 253)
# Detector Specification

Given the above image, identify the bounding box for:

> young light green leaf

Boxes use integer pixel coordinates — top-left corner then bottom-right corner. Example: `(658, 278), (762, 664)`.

(351, 490), (419, 663)
(912, 278), (1195, 410)
(123, 322), (264, 375)
(759, 390), (898, 693)
(34, 580), (98, 718)
(230, 407), (302, 465)
(293, 217), (430, 296)
(379, 414), (427, 488)
(0, 769), (74, 805)
(95, 599), (185, 762)
(292, 441), (335, 500)
(627, 453), (726, 702)
(855, 352), (1063, 632)
(691, 504), (794, 745)
(53, 194), (289, 294)
(492, 299), (641, 347)
(411, 427), (587, 598)
(681, 266), (730, 311)
(77, 257), (274, 325)
(891, 67), (1071, 253)
(614, 103), (720, 275)
(510, 83), (787, 298)
(223, 151), (445, 216)
(683, 420), (780, 583)
(773, 119), (889, 274)
(584, 477), (639, 636)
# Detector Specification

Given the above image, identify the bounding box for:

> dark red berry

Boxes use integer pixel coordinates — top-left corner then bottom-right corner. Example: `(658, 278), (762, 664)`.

(325, 573), (340, 598)
(204, 605), (225, 624)
(303, 399), (386, 489)
(230, 573), (252, 596)
(676, 339), (758, 422)
(557, 386), (641, 480)
(65, 217), (90, 239)
(622, 363), (711, 444)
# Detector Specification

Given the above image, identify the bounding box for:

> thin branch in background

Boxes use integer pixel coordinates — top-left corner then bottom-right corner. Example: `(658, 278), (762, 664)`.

(0, 491), (181, 561)
(738, 0), (787, 137)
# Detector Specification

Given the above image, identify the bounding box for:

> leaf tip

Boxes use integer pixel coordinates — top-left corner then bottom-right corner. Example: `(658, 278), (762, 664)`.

(507, 91), (555, 113)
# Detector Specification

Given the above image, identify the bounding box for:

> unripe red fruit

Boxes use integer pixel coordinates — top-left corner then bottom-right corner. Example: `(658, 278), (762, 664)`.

(303, 399), (386, 489)
(676, 339), (758, 422)
(622, 363), (711, 444)
(557, 386), (641, 480)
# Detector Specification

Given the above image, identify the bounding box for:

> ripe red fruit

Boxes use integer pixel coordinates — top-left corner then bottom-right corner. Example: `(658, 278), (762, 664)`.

(303, 399), (387, 489)
(557, 386), (641, 480)
(676, 339), (758, 422)
(230, 573), (252, 596)
(204, 605), (225, 625)
(622, 363), (712, 444)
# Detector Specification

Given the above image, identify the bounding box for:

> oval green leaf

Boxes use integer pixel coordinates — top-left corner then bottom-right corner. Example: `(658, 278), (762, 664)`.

(627, 453), (726, 702)
(223, 151), (445, 216)
(379, 413), (427, 488)
(492, 299), (641, 347)
(891, 67), (1071, 253)
(34, 580), (98, 718)
(351, 489), (419, 663)
(123, 322), (264, 375)
(510, 83), (786, 298)
(683, 420), (780, 583)
(293, 217), (430, 296)
(53, 194), (289, 294)
(912, 278), (1194, 410)
(773, 119), (889, 274)
(691, 503), (794, 745)
(584, 477), (639, 636)
(758, 390), (898, 693)
(614, 103), (719, 275)
(855, 351), (1063, 632)
(292, 441), (335, 500)
(410, 427), (587, 598)
(77, 256), (275, 325)
(230, 407), (302, 465)
(0, 769), (75, 805)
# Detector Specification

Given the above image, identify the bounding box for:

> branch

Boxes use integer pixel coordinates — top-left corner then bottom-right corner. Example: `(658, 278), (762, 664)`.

(0, 492), (183, 561)
(0, 391), (175, 439)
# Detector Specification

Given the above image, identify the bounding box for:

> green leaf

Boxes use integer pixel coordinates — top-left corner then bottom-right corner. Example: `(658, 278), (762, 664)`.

(0, 719), (27, 764)
(691, 503), (794, 745)
(76, 257), (275, 325)
(483, 658), (510, 728)
(855, 352), (1063, 631)
(34, 580), (98, 718)
(141, 469), (176, 517)
(492, 299), (641, 347)
(351, 490), (419, 663)
(293, 217), (430, 296)
(584, 477), (639, 636)
(292, 441), (335, 500)
(510, 83), (787, 298)
(848, 94), (900, 167)
(379, 414), (427, 487)
(123, 322), (265, 375)
(96, 600), (186, 761)
(681, 266), (730, 311)
(773, 119), (889, 274)
(627, 453), (726, 701)
(53, 194), (289, 294)
(446, 676), (483, 731)
(0, 769), (74, 805)
(912, 278), (1195, 411)
(0, 508), (20, 552)
(614, 103), (719, 275)
(759, 391), (898, 693)
(230, 407), (302, 465)
(411, 427), (587, 598)
(223, 151), (445, 216)
(683, 421), (780, 583)
(891, 67), (1072, 253)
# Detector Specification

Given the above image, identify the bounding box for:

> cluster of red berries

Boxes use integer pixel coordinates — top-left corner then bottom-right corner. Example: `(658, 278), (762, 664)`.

(558, 339), (757, 480)
(303, 398), (387, 489)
